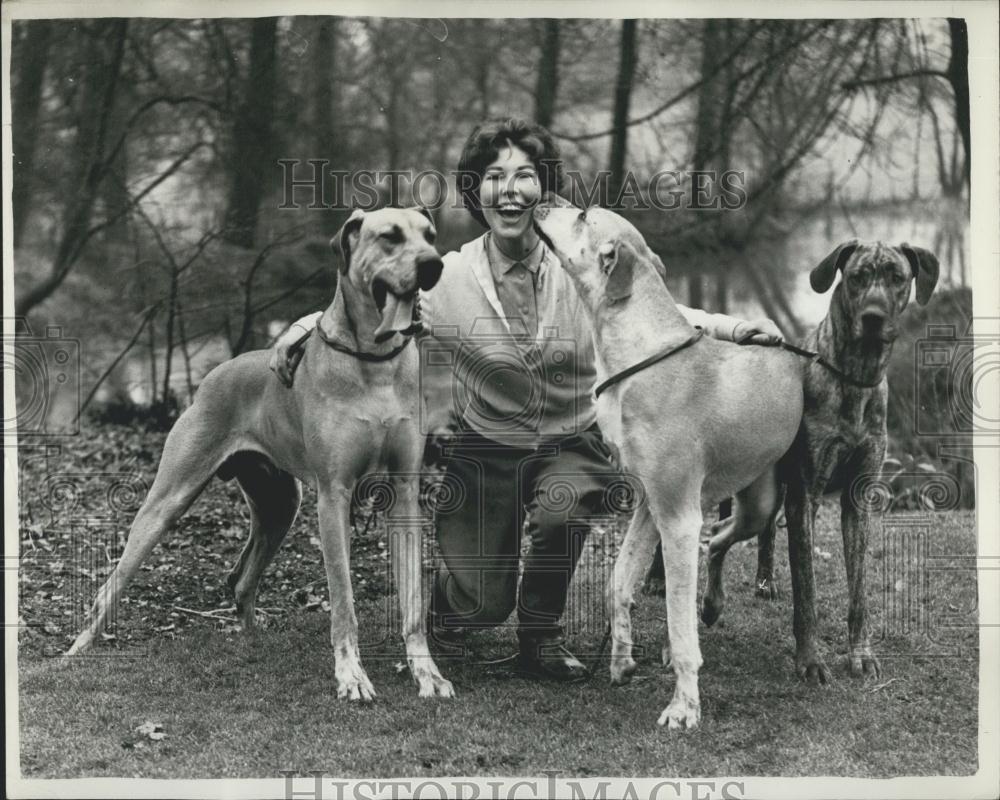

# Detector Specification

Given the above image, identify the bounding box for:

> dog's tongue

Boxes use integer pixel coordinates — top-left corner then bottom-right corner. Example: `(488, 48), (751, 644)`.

(373, 293), (420, 343)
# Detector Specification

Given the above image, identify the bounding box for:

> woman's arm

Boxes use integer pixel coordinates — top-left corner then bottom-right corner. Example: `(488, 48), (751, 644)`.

(676, 305), (783, 345)
(268, 311), (322, 386)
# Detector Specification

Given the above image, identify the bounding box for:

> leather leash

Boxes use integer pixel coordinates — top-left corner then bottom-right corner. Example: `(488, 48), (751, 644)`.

(593, 327), (706, 399)
(736, 332), (884, 389)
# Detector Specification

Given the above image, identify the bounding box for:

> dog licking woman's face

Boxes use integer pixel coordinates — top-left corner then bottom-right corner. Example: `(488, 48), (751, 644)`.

(479, 142), (542, 254)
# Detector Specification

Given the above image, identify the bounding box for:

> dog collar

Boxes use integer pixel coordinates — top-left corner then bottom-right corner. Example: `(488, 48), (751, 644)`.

(594, 327), (705, 399)
(315, 322), (414, 362)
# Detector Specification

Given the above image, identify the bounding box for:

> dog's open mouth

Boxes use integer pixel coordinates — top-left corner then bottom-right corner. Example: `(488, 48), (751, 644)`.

(372, 287), (422, 343)
(372, 278), (389, 313)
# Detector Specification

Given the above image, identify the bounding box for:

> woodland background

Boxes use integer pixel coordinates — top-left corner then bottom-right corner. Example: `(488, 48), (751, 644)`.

(10, 16), (975, 503)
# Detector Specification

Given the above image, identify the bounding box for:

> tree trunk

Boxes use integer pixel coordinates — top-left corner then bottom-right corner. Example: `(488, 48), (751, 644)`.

(608, 20), (638, 202)
(688, 20), (722, 309)
(692, 20), (723, 175)
(534, 20), (560, 129)
(313, 17), (341, 235)
(223, 17), (279, 248)
(945, 18), (970, 191)
(101, 81), (131, 245)
(11, 20), (54, 247)
(15, 20), (129, 317)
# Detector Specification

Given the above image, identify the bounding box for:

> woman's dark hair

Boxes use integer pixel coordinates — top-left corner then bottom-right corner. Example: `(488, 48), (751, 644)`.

(456, 118), (564, 228)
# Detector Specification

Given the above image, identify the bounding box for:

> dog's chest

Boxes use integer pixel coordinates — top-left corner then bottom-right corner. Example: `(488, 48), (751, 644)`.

(803, 381), (887, 488)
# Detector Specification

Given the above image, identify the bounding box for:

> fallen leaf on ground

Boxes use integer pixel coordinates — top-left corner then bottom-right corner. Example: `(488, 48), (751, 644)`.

(135, 721), (167, 741)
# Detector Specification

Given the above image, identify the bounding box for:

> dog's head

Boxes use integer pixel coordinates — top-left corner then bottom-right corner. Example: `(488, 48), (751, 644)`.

(810, 240), (939, 343)
(335, 207), (444, 342)
(533, 204), (665, 307)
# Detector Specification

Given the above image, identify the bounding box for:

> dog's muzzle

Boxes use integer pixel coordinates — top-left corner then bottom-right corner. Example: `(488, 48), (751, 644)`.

(859, 305), (896, 341)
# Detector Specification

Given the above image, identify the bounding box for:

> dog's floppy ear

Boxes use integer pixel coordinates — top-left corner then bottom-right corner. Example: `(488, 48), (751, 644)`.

(333, 209), (366, 273)
(810, 239), (859, 293)
(898, 243), (940, 306)
(412, 205), (435, 226)
(410, 206), (437, 239)
(601, 240), (638, 303)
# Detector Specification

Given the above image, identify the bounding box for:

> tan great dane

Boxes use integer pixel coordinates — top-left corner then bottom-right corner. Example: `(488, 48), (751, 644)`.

(533, 204), (804, 729)
(67, 207), (455, 701)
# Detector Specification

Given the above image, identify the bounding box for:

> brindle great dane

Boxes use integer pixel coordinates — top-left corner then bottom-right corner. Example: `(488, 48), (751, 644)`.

(704, 239), (939, 683)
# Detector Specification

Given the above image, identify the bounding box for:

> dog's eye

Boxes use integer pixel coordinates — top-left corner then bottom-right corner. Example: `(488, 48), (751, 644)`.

(380, 227), (404, 245)
(424, 228), (436, 245)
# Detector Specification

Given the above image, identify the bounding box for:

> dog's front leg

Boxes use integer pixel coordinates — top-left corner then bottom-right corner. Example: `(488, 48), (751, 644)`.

(649, 497), (704, 730)
(390, 477), (455, 698)
(609, 501), (657, 684)
(785, 478), (832, 685)
(840, 445), (884, 679)
(317, 484), (375, 701)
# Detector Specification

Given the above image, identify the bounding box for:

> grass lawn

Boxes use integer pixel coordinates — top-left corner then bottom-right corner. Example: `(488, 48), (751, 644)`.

(15, 423), (980, 778)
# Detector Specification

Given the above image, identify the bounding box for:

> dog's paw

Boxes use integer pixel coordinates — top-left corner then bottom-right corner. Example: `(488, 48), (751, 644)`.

(657, 695), (701, 730)
(65, 630), (94, 657)
(413, 665), (456, 698)
(335, 666), (377, 702)
(795, 650), (833, 686)
(754, 575), (779, 600)
(848, 646), (882, 680)
(609, 654), (638, 685)
(700, 593), (724, 627)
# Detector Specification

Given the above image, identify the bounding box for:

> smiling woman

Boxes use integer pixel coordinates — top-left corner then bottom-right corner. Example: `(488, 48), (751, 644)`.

(456, 118), (562, 258)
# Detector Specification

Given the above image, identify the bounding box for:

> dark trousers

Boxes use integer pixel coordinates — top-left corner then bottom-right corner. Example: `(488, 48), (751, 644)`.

(432, 424), (618, 640)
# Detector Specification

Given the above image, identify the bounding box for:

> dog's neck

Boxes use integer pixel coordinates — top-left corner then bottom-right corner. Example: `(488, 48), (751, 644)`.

(818, 287), (893, 387)
(318, 276), (405, 358)
(584, 260), (695, 380)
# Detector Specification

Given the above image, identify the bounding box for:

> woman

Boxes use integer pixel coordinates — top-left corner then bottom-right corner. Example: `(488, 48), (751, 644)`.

(272, 118), (780, 681)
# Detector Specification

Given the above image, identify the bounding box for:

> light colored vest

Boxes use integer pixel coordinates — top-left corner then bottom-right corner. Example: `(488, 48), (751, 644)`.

(420, 234), (597, 448)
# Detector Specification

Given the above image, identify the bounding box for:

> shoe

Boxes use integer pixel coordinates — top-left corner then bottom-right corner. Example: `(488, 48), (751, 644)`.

(517, 637), (590, 682)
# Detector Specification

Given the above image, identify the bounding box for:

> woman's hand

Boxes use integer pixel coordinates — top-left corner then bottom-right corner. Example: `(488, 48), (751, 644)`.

(268, 316), (318, 387)
(732, 318), (784, 346)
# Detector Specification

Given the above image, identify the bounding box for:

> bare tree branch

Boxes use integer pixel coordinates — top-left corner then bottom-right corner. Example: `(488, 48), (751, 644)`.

(841, 69), (948, 91)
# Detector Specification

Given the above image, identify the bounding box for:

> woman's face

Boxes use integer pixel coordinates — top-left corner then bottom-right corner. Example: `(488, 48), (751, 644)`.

(479, 142), (542, 240)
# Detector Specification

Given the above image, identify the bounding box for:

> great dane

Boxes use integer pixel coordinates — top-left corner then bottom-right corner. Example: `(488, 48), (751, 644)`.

(533, 204), (804, 728)
(703, 239), (939, 682)
(67, 207), (455, 701)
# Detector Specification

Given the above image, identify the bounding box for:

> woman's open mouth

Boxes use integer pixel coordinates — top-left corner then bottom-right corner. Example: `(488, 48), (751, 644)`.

(494, 203), (530, 222)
